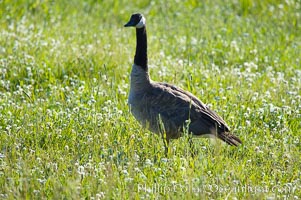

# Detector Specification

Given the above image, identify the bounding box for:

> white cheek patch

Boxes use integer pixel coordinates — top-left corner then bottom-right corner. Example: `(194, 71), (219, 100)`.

(136, 16), (146, 28)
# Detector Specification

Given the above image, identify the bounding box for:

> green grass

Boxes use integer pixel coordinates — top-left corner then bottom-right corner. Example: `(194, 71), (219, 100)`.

(0, 0), (300, 199)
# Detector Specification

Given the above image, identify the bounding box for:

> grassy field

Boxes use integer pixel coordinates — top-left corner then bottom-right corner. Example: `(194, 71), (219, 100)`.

(0, 0), (300, 199)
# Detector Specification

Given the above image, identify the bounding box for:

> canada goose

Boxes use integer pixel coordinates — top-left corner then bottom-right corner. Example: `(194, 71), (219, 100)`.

(124, 13), (242, 152)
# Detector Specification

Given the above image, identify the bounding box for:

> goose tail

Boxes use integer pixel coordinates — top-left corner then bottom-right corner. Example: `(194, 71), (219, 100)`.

(218, 132), (242, 146)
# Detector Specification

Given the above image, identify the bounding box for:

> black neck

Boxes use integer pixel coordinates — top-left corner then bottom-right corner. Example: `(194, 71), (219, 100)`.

(134, 27), (148, 71)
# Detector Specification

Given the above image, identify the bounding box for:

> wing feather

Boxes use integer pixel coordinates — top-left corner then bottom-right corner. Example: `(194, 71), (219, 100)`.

(145, 82), (230, 136)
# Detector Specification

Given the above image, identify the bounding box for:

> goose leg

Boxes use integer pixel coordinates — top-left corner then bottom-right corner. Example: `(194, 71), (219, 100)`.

(188, 137), (198, 157)
(162, 133), (169, 156)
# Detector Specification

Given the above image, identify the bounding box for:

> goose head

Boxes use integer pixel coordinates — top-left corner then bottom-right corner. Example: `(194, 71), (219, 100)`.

(124, 13), (146, 28)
